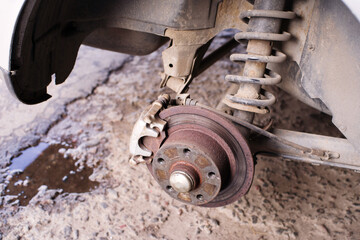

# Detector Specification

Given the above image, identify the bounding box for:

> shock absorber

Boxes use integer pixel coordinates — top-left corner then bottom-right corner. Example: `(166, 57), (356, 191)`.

(222, 0), (295, 122)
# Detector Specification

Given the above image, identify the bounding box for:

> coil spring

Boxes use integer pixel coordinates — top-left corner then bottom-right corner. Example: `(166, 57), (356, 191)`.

(224, 9), (296, 114)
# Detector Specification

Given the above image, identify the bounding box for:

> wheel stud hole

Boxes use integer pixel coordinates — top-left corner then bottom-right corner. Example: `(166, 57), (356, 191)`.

(157, 158), (165, 164)
(166, 185), (173, 191)
(208, 172), (216, 179)
(196, 194), (204, 200)
(183, 148), (191, 155)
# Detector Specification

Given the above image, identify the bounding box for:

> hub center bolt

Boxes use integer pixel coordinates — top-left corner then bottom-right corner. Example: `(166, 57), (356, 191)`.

(169, 171), (195, 193)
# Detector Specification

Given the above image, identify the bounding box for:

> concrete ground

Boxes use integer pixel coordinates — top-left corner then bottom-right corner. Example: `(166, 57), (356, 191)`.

(0, 38), (359, 240)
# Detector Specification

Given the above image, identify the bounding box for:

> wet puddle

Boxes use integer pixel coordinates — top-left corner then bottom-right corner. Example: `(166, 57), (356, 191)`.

(5, 142), (99, 206)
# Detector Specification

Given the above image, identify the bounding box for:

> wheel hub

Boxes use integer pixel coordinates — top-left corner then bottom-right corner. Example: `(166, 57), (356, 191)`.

(144, 106), (254, 207)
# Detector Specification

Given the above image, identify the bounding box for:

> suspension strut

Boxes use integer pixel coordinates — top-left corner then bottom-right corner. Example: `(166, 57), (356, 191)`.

(222, 0), (295, 123)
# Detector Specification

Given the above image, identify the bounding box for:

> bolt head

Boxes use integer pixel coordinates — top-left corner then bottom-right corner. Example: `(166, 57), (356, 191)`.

(169, 171), (194, 193)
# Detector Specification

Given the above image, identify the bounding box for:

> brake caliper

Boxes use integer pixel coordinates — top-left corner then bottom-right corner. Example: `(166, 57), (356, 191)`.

(128, 94), (170, 165)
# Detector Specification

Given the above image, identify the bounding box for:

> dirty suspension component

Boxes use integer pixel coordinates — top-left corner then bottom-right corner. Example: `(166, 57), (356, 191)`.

(222, 0), (295, 121)
(176, 94), (338, 161)
(129, 94), (340, 207)
(128, 0), (300, 207)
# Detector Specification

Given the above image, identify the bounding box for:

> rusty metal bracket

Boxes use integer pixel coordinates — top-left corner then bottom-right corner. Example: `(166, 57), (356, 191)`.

(129, 94), (170, 165)
(251, 129), (360, 172)
(161, 38), (240, 94)
(160, 43), (203, 94)
(159, 0), (251, 95)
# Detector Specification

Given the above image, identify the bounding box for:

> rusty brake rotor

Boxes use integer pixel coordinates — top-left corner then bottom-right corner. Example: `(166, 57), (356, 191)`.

(143, 106), (254, 207)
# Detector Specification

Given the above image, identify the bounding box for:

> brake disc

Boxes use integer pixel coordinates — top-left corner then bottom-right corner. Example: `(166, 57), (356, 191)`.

(144, 106), (254, 207)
